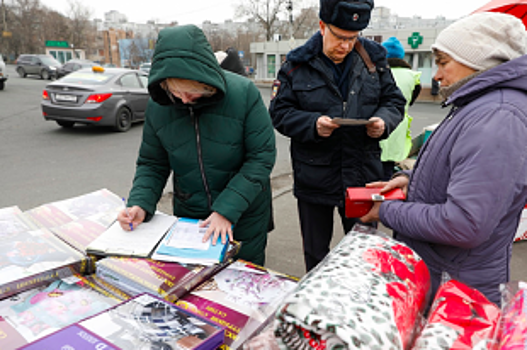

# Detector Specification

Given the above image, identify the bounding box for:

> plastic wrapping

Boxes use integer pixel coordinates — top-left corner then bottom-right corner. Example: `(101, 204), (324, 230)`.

(273, 224), (431, 349)
(176, 259), (298, 349)
(493, 281), (527, 349)
(0, 276), (120, 349)
(243, 321), (280, 350)
(23, 293), (225, 350)
(411, 276), (500, 350)
(24, 188), (123, 230)
(0, 223), (90, 300)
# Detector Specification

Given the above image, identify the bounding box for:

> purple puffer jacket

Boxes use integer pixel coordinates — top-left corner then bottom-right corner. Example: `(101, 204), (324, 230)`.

(380, 55), (527, 306)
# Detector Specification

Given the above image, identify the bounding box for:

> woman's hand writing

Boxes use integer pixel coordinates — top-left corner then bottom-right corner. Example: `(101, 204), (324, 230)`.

(117, 205), (146, 231)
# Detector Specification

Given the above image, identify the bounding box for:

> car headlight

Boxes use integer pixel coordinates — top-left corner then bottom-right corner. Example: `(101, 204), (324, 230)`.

(49, 67), (57, 71)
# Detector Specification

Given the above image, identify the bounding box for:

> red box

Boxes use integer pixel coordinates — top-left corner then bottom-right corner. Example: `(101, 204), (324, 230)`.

(345, 187), (406, 218)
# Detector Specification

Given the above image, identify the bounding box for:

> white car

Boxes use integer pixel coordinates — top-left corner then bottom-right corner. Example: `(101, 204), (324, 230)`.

(0, 55), (7, 90)
(139, 62), (151, 74)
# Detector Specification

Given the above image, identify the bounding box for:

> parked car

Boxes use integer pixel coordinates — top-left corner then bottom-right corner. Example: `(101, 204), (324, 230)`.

(56, 59), (97, 79)
(139, 62), (151, 74)
(0, 55), (7, 90)
(41, 66), (149, 132)
(15, 54), (61, 80)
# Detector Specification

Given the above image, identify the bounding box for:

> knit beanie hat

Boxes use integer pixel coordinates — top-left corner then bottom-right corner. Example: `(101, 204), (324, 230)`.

(319, 0), (374, 31)
(382, 37), (405, 59)
(431, 12), (527, 71)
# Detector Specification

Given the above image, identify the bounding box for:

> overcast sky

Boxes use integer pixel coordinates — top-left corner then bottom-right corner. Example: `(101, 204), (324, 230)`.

(41, 0), (491, 26)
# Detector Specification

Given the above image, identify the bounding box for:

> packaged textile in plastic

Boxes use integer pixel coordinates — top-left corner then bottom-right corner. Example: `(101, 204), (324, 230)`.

(243, 321), (280, 350)
(494, 281), (527, 349)
(274, 224), (431, 349)
(411, 277), (500, 350)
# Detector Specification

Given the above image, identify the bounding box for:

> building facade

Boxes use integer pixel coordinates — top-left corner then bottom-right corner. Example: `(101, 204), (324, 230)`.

(250, 6), (456, 92)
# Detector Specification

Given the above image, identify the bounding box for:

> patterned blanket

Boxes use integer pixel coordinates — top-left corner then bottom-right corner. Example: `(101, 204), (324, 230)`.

(273, 224), (431, 349)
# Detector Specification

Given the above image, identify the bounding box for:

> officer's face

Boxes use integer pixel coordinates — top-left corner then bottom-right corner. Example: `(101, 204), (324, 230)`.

(320, 21), (359, 64)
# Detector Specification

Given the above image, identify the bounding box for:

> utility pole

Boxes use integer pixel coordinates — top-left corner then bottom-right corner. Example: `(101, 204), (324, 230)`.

(1, 0), (6, 33)
(287, 0), (295, 48)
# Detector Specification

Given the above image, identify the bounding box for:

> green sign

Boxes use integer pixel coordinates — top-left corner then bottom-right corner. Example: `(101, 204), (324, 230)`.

(407, 32), (423, 49)
(45, 40), (69, 48)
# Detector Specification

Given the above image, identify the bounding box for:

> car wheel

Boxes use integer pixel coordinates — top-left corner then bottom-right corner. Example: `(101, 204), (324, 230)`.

(17, 67), (26, 78)
(0, 81), (4, 91)
(114, 107), (132, 132)
(41, 70), (49, 80)
(56, 121), (75, 128)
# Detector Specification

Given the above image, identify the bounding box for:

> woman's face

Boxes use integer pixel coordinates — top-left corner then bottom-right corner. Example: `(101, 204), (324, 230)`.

(163, 78), (216, 104)
(433, 51), (477, 87)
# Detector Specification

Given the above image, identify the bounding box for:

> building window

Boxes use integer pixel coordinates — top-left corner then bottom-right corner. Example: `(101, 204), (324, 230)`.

(417, 52), (433, 86)
(267, 55), (276, 79)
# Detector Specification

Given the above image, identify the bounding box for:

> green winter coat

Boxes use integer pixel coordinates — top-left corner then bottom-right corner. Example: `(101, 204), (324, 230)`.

(127, 25), (276, 265)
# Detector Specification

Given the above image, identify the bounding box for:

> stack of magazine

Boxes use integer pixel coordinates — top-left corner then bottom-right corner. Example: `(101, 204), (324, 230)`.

(0, 189), (299, 349)
(21, 293), (225, 350)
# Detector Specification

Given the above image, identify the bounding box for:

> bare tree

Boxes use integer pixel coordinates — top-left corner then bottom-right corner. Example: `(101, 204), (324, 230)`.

(235, 0), (290, 41)
(39, 7), (70, 48)
(10, 0), (42, 54)
(66, 0), (93, 56)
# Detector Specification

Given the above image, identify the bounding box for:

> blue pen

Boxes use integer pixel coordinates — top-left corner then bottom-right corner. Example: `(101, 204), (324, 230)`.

(122, 197), (134, 231)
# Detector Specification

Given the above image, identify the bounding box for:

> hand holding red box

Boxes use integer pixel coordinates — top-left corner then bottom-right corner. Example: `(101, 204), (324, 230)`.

(345, 187), (406, 218)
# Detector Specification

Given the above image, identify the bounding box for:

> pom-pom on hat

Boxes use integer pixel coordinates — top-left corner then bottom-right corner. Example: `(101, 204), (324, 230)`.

(431, 12), (527, 71)
(319, 0), (374, 31)
(382, 37), (405, 59)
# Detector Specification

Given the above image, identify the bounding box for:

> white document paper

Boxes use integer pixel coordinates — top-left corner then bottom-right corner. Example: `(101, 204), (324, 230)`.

(166, 219), (210, 250)
(87, 212), (177, 257)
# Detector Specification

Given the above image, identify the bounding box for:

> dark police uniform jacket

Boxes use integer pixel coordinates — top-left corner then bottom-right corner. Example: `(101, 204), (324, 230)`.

(269, 33), (405, 207)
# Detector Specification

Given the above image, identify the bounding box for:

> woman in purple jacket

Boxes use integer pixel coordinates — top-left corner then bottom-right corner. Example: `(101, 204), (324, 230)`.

(361, 12), (527, 306)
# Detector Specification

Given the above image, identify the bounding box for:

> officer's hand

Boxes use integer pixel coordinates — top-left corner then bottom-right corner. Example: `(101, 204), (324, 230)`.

(317, 116), (340, 137)
(366, 117), (385, 138)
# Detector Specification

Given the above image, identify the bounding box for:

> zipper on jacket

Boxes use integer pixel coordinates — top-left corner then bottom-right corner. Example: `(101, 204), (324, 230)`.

(190, 107), (213, 210)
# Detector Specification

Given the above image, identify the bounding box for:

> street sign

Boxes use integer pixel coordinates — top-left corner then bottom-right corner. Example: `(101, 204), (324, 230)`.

(2, 31), (12, 38)
(45, 40), (69, 48)
(238, 51), (244, 58)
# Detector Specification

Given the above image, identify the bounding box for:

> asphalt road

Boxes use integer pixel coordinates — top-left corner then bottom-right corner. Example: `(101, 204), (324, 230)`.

(2, 63), (526, 283)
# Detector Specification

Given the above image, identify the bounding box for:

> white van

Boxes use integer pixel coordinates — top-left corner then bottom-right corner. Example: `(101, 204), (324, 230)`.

(0, 55), (7, 90)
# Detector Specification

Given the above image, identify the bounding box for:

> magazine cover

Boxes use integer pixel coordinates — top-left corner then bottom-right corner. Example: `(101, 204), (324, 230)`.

(0, 277), (120, 349)
(0, 227), (90, 300)
(50, 212), (117, 253)
(96, 257), (217, 303)
(0, 206), (37, 238)
(24, 188), (123, 229)
(78, 293), (225, 350)
(176, 260), (298, 349)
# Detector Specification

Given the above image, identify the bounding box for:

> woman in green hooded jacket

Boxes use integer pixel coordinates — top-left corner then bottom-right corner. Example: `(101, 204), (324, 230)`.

(117, 25), (276, 266)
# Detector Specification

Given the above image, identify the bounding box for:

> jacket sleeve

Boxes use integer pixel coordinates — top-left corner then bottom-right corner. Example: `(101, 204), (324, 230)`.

(127, 102), (172, 219)
(211, 83), (276, 224)
(374, 59), (406, 139)
(380, 104), (527, 249)
(268, 63), (322, 144)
